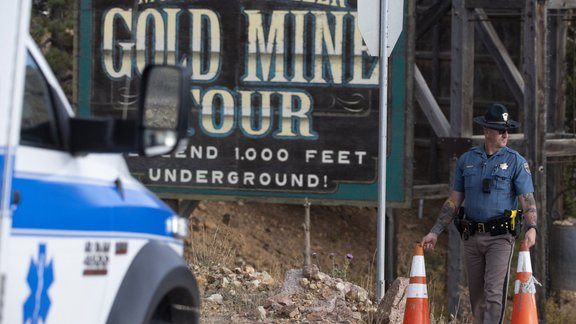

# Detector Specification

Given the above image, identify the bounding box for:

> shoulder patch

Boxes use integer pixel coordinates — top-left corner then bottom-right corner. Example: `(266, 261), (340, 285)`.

(523, 162), (531, 175)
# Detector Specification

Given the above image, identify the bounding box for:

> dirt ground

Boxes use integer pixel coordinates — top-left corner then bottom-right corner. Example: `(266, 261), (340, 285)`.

(185, 198), (451, 321)
(184, 199), (576, 323)
(187, 199), (441, 290)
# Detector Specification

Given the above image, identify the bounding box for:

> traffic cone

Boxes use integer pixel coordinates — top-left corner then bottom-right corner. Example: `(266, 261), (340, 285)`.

(511, 241), (540, 324)
(403, 243), (430, 324)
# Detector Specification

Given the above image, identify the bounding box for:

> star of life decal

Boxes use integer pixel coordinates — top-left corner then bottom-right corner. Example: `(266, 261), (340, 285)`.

(24, 243), (54, 324)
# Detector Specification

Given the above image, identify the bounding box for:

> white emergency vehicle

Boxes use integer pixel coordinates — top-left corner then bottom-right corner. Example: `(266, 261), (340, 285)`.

(0, 2), (200, 323)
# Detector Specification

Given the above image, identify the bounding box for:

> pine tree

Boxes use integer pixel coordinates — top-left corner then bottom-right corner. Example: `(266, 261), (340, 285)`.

(30, 0), (75, 100)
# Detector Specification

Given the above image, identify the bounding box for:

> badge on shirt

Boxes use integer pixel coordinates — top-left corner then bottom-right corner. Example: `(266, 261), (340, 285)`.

(523, 162), (531, 175)
(499, 163), (508, 170)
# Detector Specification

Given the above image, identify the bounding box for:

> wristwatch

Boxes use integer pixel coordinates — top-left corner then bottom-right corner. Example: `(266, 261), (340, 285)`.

(525, 224), (538, 234)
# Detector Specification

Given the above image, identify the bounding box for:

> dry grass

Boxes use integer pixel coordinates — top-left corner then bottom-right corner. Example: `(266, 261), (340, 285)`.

(186, 223), (282, 322)
(185, 224), (236, 269)
(545, 290), (576, 324)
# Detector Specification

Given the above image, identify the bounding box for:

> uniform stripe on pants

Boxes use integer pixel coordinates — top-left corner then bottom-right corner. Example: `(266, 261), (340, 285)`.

(463, 232), (515, 324)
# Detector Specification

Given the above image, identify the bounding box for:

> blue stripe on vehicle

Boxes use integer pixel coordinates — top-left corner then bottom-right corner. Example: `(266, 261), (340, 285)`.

(0, 153), (5, 200)
(12, 175), (174, 237)
(0, 152), (4, 177)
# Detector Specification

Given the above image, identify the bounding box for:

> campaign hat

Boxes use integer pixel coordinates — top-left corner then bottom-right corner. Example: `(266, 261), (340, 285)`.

(473, 103), (519, 130)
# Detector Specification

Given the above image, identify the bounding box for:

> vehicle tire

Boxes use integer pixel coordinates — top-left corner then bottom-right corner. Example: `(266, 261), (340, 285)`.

(149, 287), (200, 324)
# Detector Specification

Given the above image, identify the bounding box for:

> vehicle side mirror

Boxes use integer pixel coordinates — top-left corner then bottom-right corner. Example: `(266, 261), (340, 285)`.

(139, 65), (190, 157)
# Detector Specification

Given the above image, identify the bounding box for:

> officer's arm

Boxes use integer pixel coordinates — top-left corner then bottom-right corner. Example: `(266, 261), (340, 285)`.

(519, 192), (537, 247)
(430, 191), (464, 235)
(421, 191), (464, 251)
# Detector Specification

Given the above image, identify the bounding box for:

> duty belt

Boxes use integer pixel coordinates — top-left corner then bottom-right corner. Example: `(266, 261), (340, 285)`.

(473, 221), (507, 234)
(454, 209), (523, 240)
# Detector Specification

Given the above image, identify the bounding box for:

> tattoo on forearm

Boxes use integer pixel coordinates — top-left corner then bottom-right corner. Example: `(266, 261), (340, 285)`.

(431, 199), (457, 234)
(522, 193), (536, 205)
(524, 207), (537, 225)
(439, 200), (457, 225)
(520, 193), (538, 225)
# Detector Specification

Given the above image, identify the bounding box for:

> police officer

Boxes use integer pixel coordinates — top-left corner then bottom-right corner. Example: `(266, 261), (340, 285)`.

(420, 103), (538, 324)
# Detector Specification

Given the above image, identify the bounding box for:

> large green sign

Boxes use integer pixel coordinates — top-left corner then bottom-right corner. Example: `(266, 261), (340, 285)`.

(77, 0), (410, 206)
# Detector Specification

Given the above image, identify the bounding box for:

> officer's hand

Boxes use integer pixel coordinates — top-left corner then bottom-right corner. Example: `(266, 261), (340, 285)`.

(421, 233), (438, 251)
(524, 228), (537, 248)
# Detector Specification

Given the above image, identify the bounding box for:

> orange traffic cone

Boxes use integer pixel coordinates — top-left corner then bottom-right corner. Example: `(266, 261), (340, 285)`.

(511, 241), (540, 324)
(403, 243), (430, 324)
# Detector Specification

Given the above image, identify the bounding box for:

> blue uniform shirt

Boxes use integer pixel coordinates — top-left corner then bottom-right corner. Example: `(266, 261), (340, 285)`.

(453, 145), (534, 222)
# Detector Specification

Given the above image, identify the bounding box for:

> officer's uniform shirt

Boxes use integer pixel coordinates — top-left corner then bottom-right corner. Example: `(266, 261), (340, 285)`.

(453, 145), (534, 222)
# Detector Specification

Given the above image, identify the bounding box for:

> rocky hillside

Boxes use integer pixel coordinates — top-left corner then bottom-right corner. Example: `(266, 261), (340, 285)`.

(184, 199), (445, 323)
(184, 200), (576, 323)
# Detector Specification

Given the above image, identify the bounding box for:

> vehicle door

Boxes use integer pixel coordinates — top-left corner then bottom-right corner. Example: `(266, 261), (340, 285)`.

(0, 2), (31, 320)
(3, 38), (117, 324)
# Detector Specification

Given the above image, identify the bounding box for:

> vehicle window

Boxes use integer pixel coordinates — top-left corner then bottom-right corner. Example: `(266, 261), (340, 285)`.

(20, 52), (60, 148)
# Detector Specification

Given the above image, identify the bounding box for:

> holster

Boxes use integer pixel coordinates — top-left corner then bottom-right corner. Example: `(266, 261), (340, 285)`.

(453, 207), (473, 240)
(453, 207), (464, 235)
(504, 209), (523, 237)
